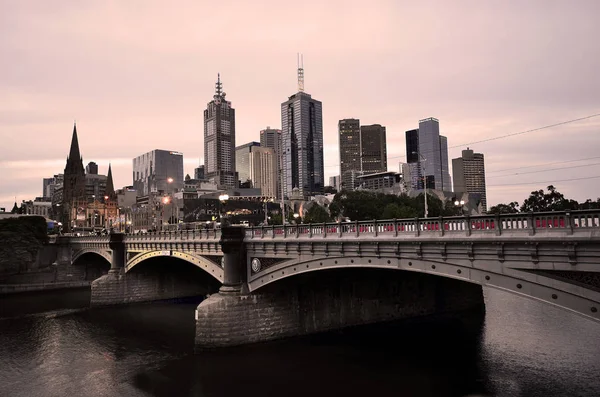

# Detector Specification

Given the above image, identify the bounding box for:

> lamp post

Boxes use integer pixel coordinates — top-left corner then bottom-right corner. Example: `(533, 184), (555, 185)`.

(219, 194), (230, 227)
(293, 213), (300, 224)
(162, 196), (170, 231)
(104, 195), (109, 231)
(412, 151), (428, 218)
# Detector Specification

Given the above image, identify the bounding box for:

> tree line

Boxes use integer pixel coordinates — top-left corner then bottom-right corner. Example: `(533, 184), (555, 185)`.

(489, 185), (600, 214)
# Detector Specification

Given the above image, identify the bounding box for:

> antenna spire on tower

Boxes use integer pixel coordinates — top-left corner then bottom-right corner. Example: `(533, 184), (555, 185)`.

(297, 53), (304, 92)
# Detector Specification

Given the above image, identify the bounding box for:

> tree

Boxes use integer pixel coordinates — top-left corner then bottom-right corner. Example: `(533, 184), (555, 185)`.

(381, 203), (418, 219)
(303, 204), (331, 223)
(521, 185), (578, 212)
(489, 202), (520, 214)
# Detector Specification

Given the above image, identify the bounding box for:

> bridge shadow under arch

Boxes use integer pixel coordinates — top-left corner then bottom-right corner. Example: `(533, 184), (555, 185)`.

(127, 250), (223, 282)
(124, 254), (222, 301)
(72, 252), (112, 281)
(249, 255), (600, 323)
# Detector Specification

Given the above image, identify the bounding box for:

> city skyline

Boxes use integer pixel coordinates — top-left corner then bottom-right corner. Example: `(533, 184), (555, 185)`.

(2, 1), (600, 210)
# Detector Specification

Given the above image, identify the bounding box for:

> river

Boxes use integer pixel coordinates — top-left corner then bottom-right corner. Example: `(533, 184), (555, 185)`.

(0, 287), (599, 397)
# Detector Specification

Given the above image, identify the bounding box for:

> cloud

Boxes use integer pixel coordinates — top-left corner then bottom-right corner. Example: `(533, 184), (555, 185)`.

(2, 0), (600, 210)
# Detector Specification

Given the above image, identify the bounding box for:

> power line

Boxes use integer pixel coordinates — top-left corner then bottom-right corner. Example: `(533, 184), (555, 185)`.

(488, 175), (600, 187)
(448, 113), (600, 149)
(322, 112), (600, 169)
(486, 155), (600, 175)
(487, 161), (600, 178)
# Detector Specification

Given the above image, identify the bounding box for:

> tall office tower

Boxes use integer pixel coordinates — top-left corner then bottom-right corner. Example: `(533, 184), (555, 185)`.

(405, 129), (423, 189)
(236, 142), (277, 197)
(61, 123), (86, 231)
(418, 117), (452, 191)
(328, 175), (340, 191)
(360, 124), (387, 175)
(42, 177), (55, 198)
(204, 74), (237, 188)
(260, 127), (283, 198)
(452, 148), (487, 211)
(281, 56), (324, 199)
(85, 162), (98, 175)
(235, 142), (261, 185)
(194, 165), (205, 180)
(338, 119), (361, 191)
(132, 149), (184, 195)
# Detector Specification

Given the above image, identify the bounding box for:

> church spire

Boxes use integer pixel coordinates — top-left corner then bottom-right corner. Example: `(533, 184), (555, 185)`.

(105, 163), (115, 199)
(68, 121), (82, 161)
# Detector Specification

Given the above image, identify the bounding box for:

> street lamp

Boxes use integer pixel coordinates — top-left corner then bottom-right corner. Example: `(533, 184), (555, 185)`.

(454, 199), (466, 216)
(162, 196), (171, 231)
(219, 194), (230, 227)
(412, 151), (428, 218)
(293, 213), (300, 224)
(104, 195), (109, 231)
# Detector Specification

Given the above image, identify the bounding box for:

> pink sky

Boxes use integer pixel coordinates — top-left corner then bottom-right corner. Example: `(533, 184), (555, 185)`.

(1, 0), (600, 211)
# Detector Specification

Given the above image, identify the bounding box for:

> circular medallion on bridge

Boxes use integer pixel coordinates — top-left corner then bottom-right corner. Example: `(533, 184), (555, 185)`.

(251, 258), (262, 273)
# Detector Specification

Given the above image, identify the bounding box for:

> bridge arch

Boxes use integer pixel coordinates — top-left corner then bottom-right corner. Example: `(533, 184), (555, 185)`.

(248, 254), (600, 323)
(126, 250), (223, 282)
(72, 249), (112, 266)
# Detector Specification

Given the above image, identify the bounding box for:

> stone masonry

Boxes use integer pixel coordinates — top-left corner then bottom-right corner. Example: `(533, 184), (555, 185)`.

(195, 269), (484, 349)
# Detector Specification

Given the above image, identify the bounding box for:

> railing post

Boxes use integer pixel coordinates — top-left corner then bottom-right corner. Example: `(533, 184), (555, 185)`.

(338, 220), (342, 237)
(495, 214), (502, 236)
(529, 212), (536, 236)
(309, 223), (313, 238)
(296, 223), (299, 238)
(565, 211), (574, 235)
(414, 217), (420, 237)
(393, 218), (398, 237)
(374, 219), (378, 237)
(323, 222), (327, 238)
(438, 216), (444, 237)
(355, 220), (360, 238)
(464, 214), (471, 236)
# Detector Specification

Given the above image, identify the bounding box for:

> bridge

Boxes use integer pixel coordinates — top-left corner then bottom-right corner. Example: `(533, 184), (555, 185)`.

(58, 210), (600, 349)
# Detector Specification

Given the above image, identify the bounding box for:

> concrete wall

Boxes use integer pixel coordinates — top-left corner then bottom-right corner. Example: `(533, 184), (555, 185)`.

(91, 259), (220, 306)
(195, 269), (484, 349)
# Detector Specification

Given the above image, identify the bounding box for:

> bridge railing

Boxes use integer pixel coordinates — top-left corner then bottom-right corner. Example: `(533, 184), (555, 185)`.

(62, 210), (600, 242)
(244, 210), (600, 240)
(123, 229), (221, 241)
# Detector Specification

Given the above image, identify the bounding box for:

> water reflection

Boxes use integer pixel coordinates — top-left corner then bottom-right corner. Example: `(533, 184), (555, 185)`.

(0, 288), (599, 397)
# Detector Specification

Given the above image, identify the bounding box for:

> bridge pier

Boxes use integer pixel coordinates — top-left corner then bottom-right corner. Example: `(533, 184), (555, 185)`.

(195, 240), (485, 350)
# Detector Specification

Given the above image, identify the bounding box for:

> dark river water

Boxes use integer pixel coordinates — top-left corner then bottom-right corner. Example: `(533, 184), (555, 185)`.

(1, 288), (599, 397)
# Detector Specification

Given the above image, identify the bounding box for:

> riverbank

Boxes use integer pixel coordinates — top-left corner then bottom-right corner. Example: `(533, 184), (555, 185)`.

(0, 281), (90, 295)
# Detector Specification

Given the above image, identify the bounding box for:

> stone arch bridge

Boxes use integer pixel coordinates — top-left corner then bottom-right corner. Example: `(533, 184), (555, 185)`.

(60, 210), (600, 349)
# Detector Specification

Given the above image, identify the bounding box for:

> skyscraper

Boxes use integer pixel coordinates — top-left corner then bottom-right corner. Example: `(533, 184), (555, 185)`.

(338, 119), (361, 191)
(204, 74), (237, 188)
(452, 148), (487, 211)
(281, 58), (324, 199)
(360, 124), (387, 175)
(418, 117), (452, 191)
(260, 127), (282, 198)
(404, 128), (423, 189)
(235, 142), (261, 185)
